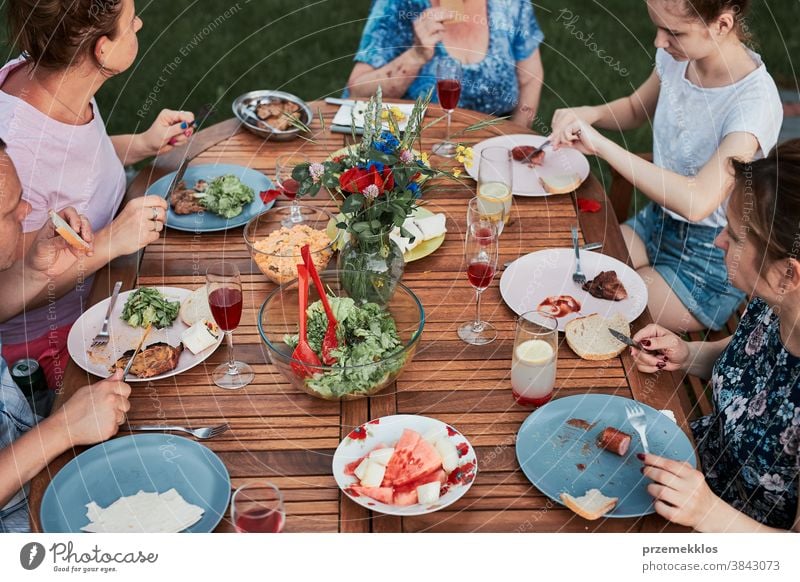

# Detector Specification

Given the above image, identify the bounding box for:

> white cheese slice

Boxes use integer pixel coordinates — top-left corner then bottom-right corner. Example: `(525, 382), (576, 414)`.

(360, 460), (387, 488)
(81, 488), (204, 533)
(416, 481), (441, 505)
(180, 319), (220, 354)
(368, 447), (395, 466)
(414, 213), (447, 241)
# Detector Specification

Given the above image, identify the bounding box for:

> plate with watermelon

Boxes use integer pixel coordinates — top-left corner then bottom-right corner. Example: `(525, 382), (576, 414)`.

(333, 415), (478, 516)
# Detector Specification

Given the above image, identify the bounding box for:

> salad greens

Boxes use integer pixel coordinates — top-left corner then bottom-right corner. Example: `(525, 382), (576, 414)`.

(199, 175), (255, 219)
(121, 287), (180, 329)
(284, 296), (406, 398)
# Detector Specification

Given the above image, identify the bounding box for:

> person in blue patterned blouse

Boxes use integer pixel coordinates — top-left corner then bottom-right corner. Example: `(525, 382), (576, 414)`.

(630, 140), (800, 532)
(345, 0), (544, 126)
(0, 140), (131, 532)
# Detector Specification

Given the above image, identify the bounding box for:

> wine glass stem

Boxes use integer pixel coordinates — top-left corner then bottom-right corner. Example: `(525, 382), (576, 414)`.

(445, 110), (452, 143)
(226, 330), (237, 374)
(473, 289), (484, 332)
(290, 200), (302, 223)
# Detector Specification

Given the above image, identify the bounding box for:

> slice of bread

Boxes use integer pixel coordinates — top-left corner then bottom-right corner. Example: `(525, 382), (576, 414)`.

(565, 313), (630, 361)
(180, 287), (213, 327)
(539, 173), (582, 195)
(560, 489), (618, 520)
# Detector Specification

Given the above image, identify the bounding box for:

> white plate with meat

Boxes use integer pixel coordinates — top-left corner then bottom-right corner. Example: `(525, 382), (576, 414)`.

(516, 394), (697, 518)
(464, 134), (590, 197)
(500, 248), (648, 332)
(67, 287), (223, 382)
(333, 415), (478, 516)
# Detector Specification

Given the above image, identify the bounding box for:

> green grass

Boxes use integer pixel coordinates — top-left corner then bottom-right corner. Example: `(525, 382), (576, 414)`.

(2, 0), (797, 207)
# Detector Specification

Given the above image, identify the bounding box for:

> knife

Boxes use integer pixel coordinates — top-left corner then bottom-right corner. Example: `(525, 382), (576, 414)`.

(325, 97), (357, 106)
(164, 156), (191, 205)
(608, 328), (657, 354)
(120, 325), (152, 380)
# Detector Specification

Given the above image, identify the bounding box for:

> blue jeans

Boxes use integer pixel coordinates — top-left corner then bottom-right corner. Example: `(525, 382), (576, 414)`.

(625, 203), (745, 330)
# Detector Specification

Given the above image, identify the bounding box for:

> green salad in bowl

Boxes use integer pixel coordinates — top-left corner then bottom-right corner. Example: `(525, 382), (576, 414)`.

(258, 271), (424, 400)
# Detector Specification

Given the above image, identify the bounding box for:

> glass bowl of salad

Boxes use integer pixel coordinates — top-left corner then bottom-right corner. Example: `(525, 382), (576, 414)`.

(257, 270), (425, 400)
(244, 205), (339, 285)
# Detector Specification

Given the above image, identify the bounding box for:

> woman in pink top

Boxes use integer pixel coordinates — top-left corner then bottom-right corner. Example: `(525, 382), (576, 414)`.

(0, 0), (192, 391)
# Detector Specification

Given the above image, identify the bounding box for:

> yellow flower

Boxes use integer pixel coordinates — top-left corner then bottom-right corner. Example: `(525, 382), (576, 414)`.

(421, 152), (430, 166)
(453, 168), (462, 178)
(456, 155), (466, 164)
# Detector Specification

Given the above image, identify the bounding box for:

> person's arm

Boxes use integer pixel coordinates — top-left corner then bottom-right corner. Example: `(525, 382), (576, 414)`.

(511, 49), (544, 127)
(0, 208), (94, 323)
(551, 70), (660, 133)
(552, 120), (759, 222)
(631, 323), (731, 379)
(642, 454), (799, 532)
(346, 6), (449, 98)
(11, 196), (167, 313)
(110, 109), (194, 165)
(0, 372), (130, 508)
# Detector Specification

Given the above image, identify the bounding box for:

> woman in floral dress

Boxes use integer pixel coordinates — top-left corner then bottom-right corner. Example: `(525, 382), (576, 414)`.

(630, 139), (800, 532)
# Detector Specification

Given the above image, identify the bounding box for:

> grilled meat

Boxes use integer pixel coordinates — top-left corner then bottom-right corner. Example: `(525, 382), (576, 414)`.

(511, 145), (545, 167)
(582, 270), (628, 301)
(254, 99), (303, 131)
(170, 181), (205, 215)
(110, 342), (184, 378)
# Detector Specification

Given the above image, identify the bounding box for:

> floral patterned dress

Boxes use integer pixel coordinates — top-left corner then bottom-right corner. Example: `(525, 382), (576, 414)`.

(691, 298), (800, 529)
(346, 0), (544, 115)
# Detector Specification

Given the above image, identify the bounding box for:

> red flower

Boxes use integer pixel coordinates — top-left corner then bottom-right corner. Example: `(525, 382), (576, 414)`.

(347, 425), (367, 440)
(338, 164), (395, 195)
(577, 197), (601, 213)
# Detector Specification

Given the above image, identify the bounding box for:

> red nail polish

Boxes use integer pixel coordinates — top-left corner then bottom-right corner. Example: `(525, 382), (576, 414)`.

(637, 453), (645, 461)
(640, 467), (645, 473)
(657, 362), (666, 369)
(642, 340), (651, 347)
(663, 355), (669, 362)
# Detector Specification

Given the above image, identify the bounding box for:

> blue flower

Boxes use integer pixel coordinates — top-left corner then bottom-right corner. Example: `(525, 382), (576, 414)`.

(373, 130), (399, 154)
(408, 182), (421, 198)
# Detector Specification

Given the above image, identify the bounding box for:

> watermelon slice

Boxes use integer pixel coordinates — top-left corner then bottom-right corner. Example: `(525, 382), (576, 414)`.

(350, 486), (393, 505)
(383, 429), (442, 487)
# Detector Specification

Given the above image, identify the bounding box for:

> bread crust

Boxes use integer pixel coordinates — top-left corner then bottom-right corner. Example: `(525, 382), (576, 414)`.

(560, 490), (618, 520)
(565, 313), (629, 360)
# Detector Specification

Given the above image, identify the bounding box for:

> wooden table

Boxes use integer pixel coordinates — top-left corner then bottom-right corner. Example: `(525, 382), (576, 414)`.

(30, 102), (692, 533)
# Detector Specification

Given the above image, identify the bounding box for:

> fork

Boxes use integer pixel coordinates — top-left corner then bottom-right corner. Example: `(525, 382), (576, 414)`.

(625, 405), (650, 454)
(571, 226), (586, 286)
(91, 281), (123, 347)
(126, 422), (230, 440)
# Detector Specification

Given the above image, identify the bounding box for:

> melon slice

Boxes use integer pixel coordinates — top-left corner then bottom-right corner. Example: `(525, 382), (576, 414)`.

(350, 486), (393, 505)
(417, 481), (441, 505)
(369, 447), (395, 467)
(344, 443), (389, 476)
(361, 460), (387, 488)
(434, 438), (460, 473)
(354, 457), (371, 481)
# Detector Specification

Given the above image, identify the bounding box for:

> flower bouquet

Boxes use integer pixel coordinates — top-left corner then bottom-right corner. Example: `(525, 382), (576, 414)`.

(291, 88), (439, 303)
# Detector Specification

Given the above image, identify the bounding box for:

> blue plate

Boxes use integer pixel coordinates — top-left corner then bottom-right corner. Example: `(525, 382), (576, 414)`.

(146, 163), (273, 233)
(515, 394), (697, 517)
(41, 434), (231, 532)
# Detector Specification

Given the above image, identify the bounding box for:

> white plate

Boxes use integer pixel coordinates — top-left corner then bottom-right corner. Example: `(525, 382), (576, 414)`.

(67, 287), (223, 382)
(500, 249), (648, 332)
(331, 102), (418, 132)
(465, 134), (590, 197)
(333, 415), (478, 517)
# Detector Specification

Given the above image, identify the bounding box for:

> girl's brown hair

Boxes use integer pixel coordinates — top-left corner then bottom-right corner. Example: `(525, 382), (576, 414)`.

(682, 0), (752, 42)
(7, 0), (125, 70)
(730, 139), (800, 263)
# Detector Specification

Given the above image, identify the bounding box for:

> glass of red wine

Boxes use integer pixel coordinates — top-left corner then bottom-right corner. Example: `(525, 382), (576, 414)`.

(231, 482), (285, 533)
(432, 57), (462, 158)
(275, 154), (308, 227)
(206, 262), (254, 389)
(458, 221), (499, 345)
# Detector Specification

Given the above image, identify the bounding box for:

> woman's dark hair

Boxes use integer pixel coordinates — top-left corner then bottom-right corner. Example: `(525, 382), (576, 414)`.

(730, 139), (800, 263)
(683, 0), (751, 42)
(7, 0), (125, 70)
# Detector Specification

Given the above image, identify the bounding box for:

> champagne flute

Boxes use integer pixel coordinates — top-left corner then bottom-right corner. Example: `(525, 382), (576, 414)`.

(458, 221), (499, 345)
(206, 262), (254, 389)
(477, 146), (513, 233)
(275, 154), (308, 227)
(467, 196), (507, 237)
(231, 482), (285, 533)
(432, 57), (462, 158)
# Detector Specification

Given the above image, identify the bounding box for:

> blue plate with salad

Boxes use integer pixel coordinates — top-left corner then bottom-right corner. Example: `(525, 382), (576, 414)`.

(146, 163), (273, 233)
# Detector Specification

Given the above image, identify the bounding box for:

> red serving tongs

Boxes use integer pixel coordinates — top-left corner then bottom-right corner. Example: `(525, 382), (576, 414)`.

(301, 244), (339, 365)
(291, 264), (323, 377)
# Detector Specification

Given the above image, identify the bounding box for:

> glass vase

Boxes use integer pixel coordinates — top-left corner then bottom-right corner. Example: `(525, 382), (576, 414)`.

(337, 228), (405, 305)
